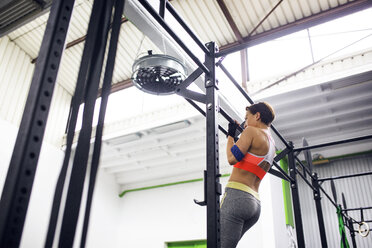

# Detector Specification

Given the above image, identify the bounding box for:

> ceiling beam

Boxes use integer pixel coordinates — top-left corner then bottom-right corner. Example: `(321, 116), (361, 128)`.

(216, 0), (243, 41)
(216, 0), (249, 91)
(217, 0), (372, 57)
(31, 16), (129, 63)
(247, 0), (284, 38)
(97, 78), (133, 97)
(240, 49), (248, 91)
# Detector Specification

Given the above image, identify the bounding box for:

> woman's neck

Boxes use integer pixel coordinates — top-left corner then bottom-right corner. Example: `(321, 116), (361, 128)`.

(255, 123), (268, 129)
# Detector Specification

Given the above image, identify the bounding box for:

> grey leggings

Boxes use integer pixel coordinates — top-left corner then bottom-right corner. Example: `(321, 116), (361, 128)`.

(220, 187), (261, 248)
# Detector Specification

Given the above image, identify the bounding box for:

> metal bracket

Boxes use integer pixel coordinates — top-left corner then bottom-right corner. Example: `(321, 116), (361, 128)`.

(194, 170), (207, 206)
(179, 67), (203, 90)
(216, 174), (222, 195)
(268, 166), (289, 181)
(175, 67), (206, 103)
(176, 87), (206, 104)
(274, 146), (292, 162)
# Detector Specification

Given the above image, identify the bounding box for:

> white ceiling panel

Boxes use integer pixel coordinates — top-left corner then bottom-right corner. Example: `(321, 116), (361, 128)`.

(4, 0), (370, 98)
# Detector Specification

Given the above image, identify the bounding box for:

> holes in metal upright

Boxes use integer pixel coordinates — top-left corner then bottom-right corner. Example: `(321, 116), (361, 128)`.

(0, 0), (74, 247)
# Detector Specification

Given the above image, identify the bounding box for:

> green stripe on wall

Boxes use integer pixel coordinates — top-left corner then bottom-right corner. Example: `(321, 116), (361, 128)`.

(166, 239), (206, 248)
(119, 174), (230, 197)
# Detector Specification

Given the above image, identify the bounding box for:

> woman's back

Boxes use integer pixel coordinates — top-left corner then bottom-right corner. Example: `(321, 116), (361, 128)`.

(229, 126), (275, 192)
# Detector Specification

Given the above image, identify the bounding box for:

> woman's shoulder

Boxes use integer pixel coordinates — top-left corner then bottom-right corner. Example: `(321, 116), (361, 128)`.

(243, 126), (260, 134)
(242, 126), (268, 140)
(241, 126), (261, 138)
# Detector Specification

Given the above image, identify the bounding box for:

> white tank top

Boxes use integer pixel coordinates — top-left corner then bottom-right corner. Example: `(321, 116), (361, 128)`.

(261, 129), (276, 167)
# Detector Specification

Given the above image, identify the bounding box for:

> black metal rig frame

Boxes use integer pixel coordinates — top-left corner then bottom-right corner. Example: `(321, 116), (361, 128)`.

(0, 0), (371, 247)
(292, 135), (372, 248)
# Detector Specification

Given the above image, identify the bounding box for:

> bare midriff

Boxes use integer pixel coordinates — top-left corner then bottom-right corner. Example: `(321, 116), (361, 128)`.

(229, 167), (261, 192)
(229, 160), (271, 192)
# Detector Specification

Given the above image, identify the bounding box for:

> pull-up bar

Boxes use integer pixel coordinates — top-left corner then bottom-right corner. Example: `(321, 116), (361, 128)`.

(294, 135), (372, 152)
(319, 171), (372, 182)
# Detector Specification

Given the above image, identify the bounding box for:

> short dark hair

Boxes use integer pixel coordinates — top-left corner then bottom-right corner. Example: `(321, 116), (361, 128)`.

(246, 102), (275, 126)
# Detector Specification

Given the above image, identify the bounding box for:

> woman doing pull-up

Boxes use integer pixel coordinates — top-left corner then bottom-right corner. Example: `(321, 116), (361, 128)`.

(221, 102), (276, 248)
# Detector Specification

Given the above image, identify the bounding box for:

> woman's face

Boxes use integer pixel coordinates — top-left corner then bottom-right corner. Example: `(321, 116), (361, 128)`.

(244, 110), (260, 128)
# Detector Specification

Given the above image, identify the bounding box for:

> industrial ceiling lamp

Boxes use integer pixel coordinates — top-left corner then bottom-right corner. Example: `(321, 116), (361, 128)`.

(131, 50), (187, 95)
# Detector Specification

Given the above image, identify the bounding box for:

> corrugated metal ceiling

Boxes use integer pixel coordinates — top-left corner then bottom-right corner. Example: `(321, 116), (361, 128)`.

(4, 0), (371, 95)
(0, 0), (52, 37)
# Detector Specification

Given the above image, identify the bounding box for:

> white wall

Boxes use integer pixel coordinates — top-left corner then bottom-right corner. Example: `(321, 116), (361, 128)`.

(0, 119), (63, 247)
(0, 119), (122, 248)
(116, 174), (288, 247)
(116, 178), (207, 247)
(84, 168), (121, 248)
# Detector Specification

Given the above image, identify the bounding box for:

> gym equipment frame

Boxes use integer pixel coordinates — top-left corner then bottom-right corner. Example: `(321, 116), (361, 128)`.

(0, 0), (371, 247)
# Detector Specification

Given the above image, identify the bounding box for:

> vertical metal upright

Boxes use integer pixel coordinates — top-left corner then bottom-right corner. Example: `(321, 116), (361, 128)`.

(347, 218), (357, 248)
(57, 0), (114, 247)
(311, 172), (328, 247)
(288, 143), (306, 248)
(0, 0), (75, 247)
(205, 41), (222, 248)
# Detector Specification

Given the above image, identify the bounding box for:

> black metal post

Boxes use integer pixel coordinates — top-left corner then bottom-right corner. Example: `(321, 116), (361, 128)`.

(58, 0), (114, 247)
(0, 0), (75, 247)
(185, 99), (228, 136)
(80, 0), (124, 247)
(45, 0), (113, 243)
(344, 215), (357, 247)
(311, 173), (328, 248)
(288, 144), (306, 248)
(348, 220), (357, 248)
(159, 0), (166, 18)
(205, 41), (221, 248)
